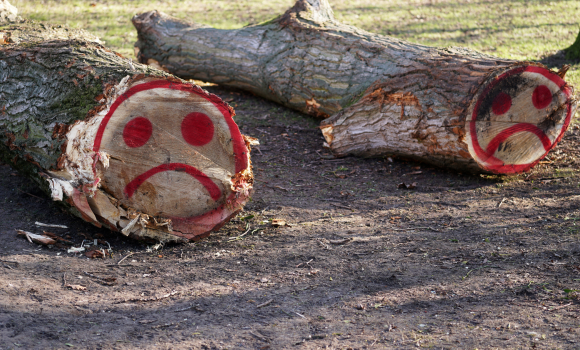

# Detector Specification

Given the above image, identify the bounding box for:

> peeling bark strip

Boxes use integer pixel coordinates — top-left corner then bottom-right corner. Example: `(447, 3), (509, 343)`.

(0, 19), (253, 242)
(133, 0), (576, 174)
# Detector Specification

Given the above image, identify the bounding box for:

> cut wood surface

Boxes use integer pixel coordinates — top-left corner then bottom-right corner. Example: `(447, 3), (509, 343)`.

(133, 0), (577, 174)
(0, 16), (253, 242)
(0, 0), (19, 24)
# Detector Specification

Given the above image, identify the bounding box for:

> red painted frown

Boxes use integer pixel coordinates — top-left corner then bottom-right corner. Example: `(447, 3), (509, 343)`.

(469, 66), (572, 174)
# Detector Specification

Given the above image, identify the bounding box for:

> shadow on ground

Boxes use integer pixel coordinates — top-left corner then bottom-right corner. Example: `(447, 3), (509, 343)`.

(1, 86), (580, 349)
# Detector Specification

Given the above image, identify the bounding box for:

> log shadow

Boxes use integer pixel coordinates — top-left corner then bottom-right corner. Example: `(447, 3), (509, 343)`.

(0, 84), (579, 349)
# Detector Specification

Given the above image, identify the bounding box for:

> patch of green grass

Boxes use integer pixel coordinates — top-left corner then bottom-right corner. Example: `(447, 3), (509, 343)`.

(12, 0), (580, 88)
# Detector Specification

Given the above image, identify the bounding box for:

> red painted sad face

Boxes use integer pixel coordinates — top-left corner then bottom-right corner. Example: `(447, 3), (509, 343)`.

(93, 80), (247, 219)
(466, 66), (573, 173)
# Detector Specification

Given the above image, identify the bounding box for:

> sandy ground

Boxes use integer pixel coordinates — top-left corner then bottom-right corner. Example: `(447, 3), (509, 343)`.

(1, 86), (580, 349)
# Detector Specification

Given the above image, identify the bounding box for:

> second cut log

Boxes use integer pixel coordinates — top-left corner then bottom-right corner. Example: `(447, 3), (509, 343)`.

(133, 0), (577, 174)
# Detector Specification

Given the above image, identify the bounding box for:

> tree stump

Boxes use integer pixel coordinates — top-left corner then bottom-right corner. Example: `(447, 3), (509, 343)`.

(0, 19), (254, 242)
(133, 0), (576, 174)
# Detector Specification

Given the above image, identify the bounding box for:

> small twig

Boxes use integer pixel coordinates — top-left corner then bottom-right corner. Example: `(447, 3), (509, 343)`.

(294, 311), (306, 319)
(83, 271), (116, 285)
(462, 265), (493, 280)
(16, 188), (45, 201)
(551, 302), (573, 311)
(63, 272), (67, 287)
(229, 225), (261, 241)
(316, 239), (332, 250)
(0, 259), (18, 266)
(391, 227), (439, 232)
(249, 331), (269, 342)
(174, 304), (205, 312)
(296, 259), (313, 268)
(256, 299), (273, 308)
(330, 203), (351, 210)
(271, 185), (289, 192)
(35, 222), (67, 229)
(315, 150), (335, 160)
(117, 252), (136, 265)
(329, 238), (352, 245)
(498, 197), (506, 208)
(229, 223), (250, 241)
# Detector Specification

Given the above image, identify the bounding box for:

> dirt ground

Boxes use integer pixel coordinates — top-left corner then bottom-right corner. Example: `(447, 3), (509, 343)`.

(1, 83), (580, 350)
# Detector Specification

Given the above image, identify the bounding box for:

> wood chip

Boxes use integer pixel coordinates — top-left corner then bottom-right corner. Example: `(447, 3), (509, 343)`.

(16, 230), (56, 245)
(329, 238), (352, 245)
(271, 219), (287, 227)
(35, 222), (68, 229)
(66, 284), (87, 291)
(256, 299), (273, 308)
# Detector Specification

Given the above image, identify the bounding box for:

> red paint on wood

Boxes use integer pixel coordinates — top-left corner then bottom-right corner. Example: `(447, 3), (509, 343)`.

(485, 123), (551, 156)
(469, 66), (572, 174)
(93, 80), (250, 237)
(532, 85), (552, 109)
(93, 80), (248, 173)
(123, 117), (153, 148)
(491, 92), (512, 115)
(123, 163), (221, 201)
(181, 112), (214, 146)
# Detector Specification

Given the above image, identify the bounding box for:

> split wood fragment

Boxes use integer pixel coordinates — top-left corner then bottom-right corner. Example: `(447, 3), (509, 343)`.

(0, 11), (254, 242)
(17, 230), (56, 246)
(114, 290), (179, 304)
(133, 0), (577, 174)
(256, 299), (273, 308)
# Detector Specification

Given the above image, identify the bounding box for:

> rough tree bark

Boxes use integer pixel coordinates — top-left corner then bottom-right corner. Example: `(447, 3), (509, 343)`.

(133, 0), (577, 174)
(0, 15), (254, 242)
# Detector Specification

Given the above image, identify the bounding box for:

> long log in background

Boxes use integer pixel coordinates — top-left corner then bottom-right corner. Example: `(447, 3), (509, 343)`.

(133, 0), (577, 174)
(0, 18), (254, 242)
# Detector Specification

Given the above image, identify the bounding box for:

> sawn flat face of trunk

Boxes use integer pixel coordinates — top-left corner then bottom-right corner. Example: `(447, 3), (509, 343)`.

(0, 21), (253, 242)
(133, 0), (576, 174)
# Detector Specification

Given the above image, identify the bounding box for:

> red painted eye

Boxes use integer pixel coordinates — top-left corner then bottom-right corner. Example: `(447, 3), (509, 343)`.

(123, 117), (152, 148)
(181, 112), (214, 146)
(532, 85), (552, 109)
(491, 92), (512, 115)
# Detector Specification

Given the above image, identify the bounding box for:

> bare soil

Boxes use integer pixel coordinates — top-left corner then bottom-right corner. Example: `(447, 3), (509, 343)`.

(1, 85), (580, 350)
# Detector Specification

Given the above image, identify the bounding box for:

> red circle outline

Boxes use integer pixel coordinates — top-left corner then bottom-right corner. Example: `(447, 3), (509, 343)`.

(469, 66), (572, 174)
(93, 80), (249, 226)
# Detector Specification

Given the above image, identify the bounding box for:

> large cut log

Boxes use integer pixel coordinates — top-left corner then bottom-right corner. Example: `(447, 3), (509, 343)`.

(133, 0), (577, 174)
(0, 0), (19, 23)
(0, 16), (254, 242)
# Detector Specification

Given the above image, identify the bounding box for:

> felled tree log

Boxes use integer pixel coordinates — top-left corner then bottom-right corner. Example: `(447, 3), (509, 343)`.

(0, 17), (254, 242)
(133, 0), (576, 174)
(0, 0), (19, 23)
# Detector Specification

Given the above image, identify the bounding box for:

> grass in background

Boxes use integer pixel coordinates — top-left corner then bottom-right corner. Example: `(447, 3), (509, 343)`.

(11, 0), (580, 87)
